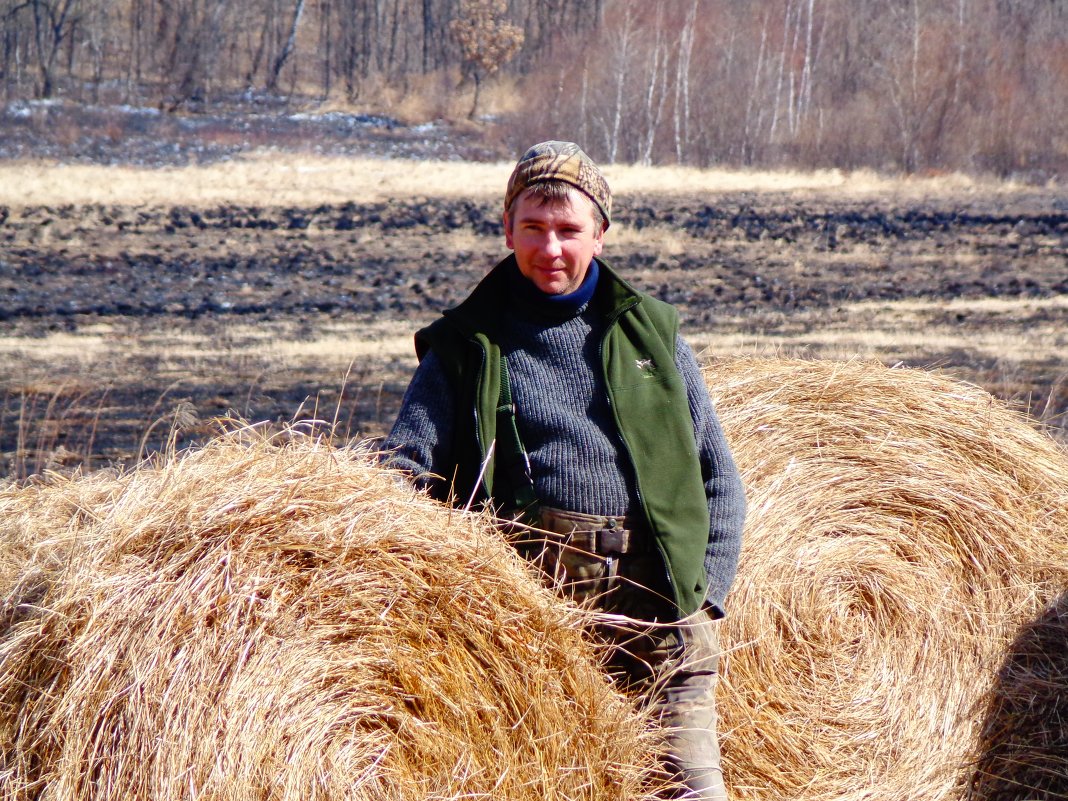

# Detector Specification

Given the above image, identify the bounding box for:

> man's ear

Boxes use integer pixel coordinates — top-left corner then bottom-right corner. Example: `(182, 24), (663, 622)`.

(591, 216), (606, 256)
(503, 211), (515, 250)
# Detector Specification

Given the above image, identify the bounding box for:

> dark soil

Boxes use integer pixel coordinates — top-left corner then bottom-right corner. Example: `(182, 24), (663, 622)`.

(4, 195), (1066, 325)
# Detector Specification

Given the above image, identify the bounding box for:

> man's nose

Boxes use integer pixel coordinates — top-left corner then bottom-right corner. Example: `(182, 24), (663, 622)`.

(542, 231), (563, 256)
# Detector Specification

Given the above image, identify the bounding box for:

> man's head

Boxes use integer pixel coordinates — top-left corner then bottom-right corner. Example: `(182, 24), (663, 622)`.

(503, 141), (611, 295)
(504, 141), (611, 229)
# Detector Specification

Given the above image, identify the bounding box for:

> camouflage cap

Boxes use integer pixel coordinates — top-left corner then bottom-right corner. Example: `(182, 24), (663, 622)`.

(505, 141), (612, 228)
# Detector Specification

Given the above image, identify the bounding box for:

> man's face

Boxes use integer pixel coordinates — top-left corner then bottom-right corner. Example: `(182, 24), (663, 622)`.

(504, 187), (605, 295)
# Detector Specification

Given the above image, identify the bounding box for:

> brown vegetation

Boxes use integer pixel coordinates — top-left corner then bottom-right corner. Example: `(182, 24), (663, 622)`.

(4, 359), (1068, 799)
(707, 357), (1068, 800)
(0, 427), (663, 800)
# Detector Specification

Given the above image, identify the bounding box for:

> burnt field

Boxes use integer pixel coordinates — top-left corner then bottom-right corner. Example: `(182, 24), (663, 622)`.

(1, 187), (1067, 478)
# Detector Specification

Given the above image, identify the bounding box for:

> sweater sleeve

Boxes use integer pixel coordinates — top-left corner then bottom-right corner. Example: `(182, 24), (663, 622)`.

(675, 336), (746, 618)
(379, 350), (457, 496)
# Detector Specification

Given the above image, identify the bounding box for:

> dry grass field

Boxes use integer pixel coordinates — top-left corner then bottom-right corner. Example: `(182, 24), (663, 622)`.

(0, 155), (1066, 477)
(1, 155), (1023, 208)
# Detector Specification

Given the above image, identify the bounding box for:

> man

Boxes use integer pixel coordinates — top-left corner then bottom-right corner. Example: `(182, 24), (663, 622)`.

(382, 141), (746, 800)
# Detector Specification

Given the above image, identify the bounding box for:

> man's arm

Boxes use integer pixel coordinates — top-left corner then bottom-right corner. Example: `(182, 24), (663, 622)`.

(379, 350), (457, 496)
(675, 336), (746, 618)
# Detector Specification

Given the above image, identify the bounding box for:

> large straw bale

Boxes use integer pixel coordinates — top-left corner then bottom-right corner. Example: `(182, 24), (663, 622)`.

(0, 429), (661, 801)
(966, 590), (1068, 800)
(705, 357), (1068, 801)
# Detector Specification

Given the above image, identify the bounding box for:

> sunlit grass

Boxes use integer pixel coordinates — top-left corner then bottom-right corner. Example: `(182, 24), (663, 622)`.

(0, 153), (1035, 208)
(690, 295), (1068, 364)
(0, 319), (416, 371)
(5, 294), (1067, 385)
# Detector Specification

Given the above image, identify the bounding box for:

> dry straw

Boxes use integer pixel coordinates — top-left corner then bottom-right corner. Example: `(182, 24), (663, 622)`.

(0, 426), (663, 801)
(706, 357), (1068, 801)
(6, 358), (1068, 801)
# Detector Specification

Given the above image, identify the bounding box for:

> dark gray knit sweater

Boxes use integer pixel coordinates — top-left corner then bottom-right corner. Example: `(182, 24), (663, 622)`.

(382, 262), (745, 615)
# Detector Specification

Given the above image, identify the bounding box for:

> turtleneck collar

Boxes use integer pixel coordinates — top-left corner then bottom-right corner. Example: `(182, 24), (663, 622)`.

(508, 258), (600, 320)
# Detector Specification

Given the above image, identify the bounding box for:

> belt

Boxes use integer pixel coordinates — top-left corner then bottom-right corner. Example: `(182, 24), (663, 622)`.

(562, 526), (641, 555)
(526, 505), (648, 556)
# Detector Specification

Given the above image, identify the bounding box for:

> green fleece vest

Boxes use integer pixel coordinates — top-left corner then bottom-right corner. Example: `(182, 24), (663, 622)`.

(415, 256), (711, 617)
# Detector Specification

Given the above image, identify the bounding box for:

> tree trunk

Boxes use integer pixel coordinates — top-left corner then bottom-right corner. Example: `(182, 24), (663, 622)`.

(468, 69), (480, 119)
(639, 6), (666, 166)
(768, 0), (794, 142)
(673, 0), (697, 164)
(266, 0), (306, 92)
(319, 0), (332, 98)
(743, 10), (770, 164)
(604, 7), (633, 163)
(30, 0), (77, 98)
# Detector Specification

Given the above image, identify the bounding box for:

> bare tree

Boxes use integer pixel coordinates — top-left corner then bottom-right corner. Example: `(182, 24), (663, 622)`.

(598, 3), (634, 162)
(866, 0), (962, 170)
(156, 0), (231, 108)
(0, 0), (1064, 177)
(742, 9), (771, 164)
(672, 0), (698, 163)
(638, 4), (669, 165)
(4, 0), (83, 97)
(266, 0), (306, 91)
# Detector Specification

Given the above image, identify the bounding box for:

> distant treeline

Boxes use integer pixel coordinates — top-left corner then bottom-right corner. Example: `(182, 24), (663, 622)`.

(1, 0), (1065, 177)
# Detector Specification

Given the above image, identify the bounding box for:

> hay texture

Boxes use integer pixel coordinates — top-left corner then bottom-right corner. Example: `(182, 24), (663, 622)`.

(0, 429), (660, 801)
(966, 590), (1068, 800)
(706, 357), (1068, 801)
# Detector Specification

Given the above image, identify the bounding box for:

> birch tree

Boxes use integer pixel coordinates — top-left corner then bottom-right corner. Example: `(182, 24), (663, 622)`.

(598, 4), (634, 162)
(266, 0), (306, 91)
(742, 9), (770, 164)
(637, 4), (669, 165)
(6, 0), (83, 97)
(672, 0), (698, 163)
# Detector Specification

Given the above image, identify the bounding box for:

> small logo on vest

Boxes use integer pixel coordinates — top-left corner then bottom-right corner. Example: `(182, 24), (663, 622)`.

(635, 358), (654, 373)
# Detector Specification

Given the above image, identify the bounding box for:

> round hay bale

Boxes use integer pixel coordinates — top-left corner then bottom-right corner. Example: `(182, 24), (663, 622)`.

(706, 357), (1068, 801)
(0, 429), (661, 801)
(967, 590), (1068, 800)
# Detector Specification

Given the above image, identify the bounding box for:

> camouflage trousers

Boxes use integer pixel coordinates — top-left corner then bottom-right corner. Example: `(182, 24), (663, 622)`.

(514, 506), (728, 801)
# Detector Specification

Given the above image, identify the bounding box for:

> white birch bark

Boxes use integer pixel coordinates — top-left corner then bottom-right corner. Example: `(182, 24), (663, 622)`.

(768, 0), (795, 142)
(798, 0), (815, 128)
(743, 10), (770, 164)
(639, 5), (667, 166)
(267, 0), (306, 91)
(673, 0), (698, 164)
(603, 5), (633, 163)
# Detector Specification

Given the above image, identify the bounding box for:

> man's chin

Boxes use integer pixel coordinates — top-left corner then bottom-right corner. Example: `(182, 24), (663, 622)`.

(535, 278), (569, 295)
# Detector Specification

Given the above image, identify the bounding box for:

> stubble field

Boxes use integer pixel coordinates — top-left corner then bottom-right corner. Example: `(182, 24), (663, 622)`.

(1, 156), (1066, 479)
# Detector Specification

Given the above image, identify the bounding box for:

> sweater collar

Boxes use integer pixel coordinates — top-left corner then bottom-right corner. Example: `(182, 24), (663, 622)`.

(507, 258), (600, 320)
